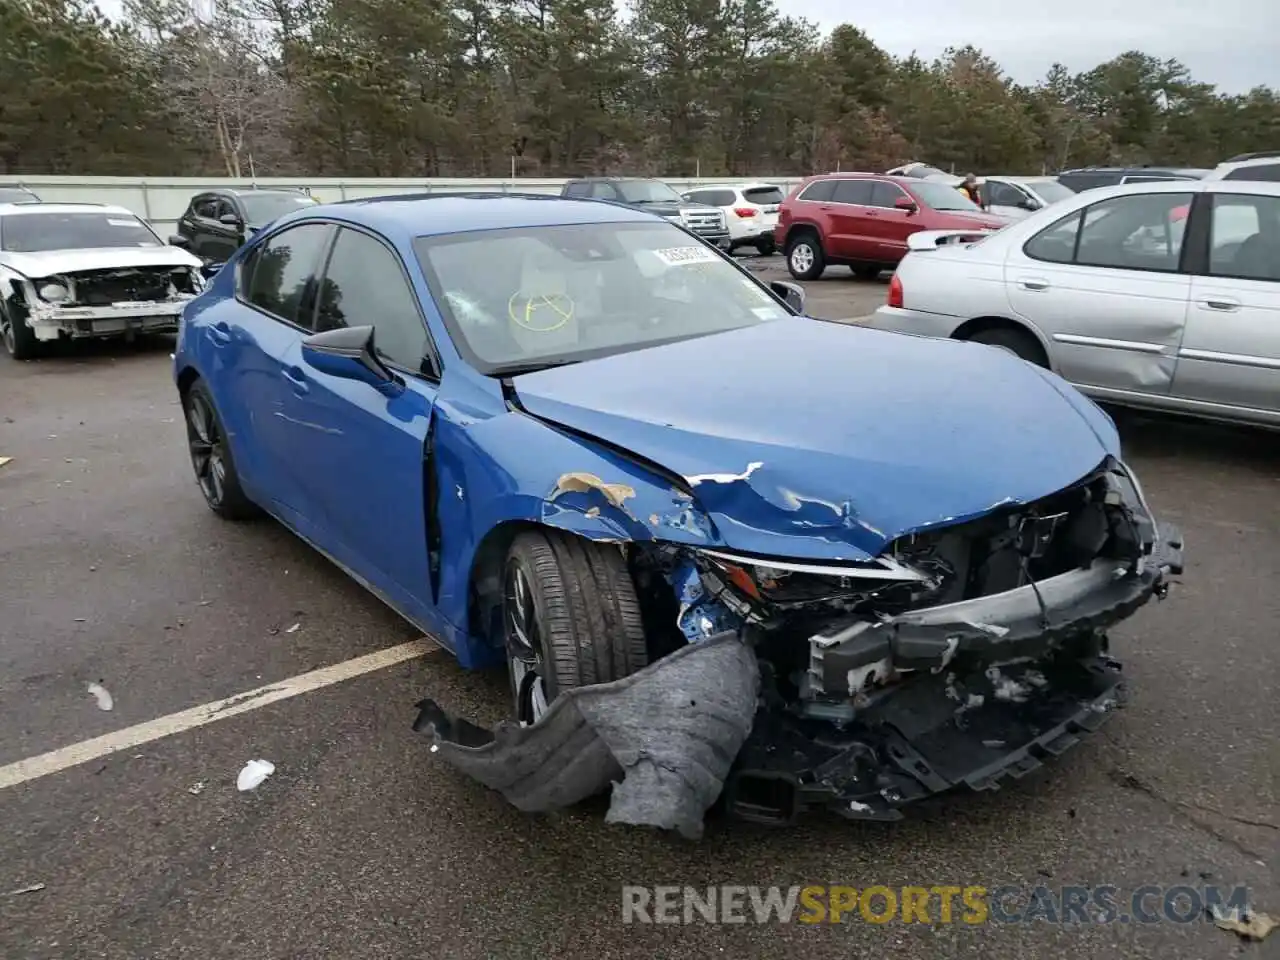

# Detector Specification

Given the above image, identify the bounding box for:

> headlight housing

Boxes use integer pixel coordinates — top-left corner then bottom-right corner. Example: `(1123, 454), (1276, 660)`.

(36, 281), (70, 302)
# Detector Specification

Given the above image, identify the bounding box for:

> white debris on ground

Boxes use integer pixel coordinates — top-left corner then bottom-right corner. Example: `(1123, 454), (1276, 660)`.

(86, 682), (114, 711)
(285, 623), (301, 634)
(188, 781), (207, 796)
(0, 456), (12, 469)
(1210, 903), (1278, 941)
(5, 883), (45, 897)
(236, 759), (275, 792)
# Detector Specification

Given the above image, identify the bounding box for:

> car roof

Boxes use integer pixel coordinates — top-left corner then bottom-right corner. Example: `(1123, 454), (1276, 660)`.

(216, 187), (309, 197)
(1045, 179), (1280, 203)
(1059, 166), (1209, 178)
(276, 192), (662, 238)
(0, 201), (136, 217)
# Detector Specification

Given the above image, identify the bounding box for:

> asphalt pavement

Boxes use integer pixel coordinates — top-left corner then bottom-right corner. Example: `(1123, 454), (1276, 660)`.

(1, 275), (1277, 959)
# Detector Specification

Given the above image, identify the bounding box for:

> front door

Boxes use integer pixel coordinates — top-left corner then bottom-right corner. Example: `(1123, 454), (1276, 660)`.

(1005, 191), (1195, 395)
(866, 181), (918, 260)
(1172, 191), (1280, 422)
(279, 225), (440, 617)
(216, 221), (335, 522)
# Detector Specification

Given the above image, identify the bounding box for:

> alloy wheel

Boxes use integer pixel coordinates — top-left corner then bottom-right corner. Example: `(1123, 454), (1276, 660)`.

(504, 564), (550, 725)
(790, 243), (814, 274)
(185, 393), (227, 508)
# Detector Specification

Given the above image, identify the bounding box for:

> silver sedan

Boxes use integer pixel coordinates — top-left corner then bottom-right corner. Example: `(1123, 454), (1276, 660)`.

(861, 179), (1280, 429)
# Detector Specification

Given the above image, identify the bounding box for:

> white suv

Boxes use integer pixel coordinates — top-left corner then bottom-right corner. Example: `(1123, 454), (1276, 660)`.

(681, 182), (786, 255)
(1203, 154), (1280, 183)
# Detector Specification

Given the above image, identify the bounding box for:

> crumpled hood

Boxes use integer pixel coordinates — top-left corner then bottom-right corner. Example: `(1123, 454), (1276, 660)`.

(512, 319), (1118, 561)
(3, 245), (203, 279)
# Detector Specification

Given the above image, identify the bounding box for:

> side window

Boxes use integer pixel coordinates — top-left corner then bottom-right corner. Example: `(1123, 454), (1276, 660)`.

(1024, 210), (1083, 263)
(1074, 193), (1193, 271)
(706, 189), (737, 206)
(797, 180), (836, 203)
(564, 182), (590, 198)
(987, 181), (1027, 207)
(244, 223), (332, 325)
(683, 190), (710, 205)
(1224, 163), (1280, 182)
(214, 199), (236, 220)
(869, 182), (908, 208)
(589, 182), (619, 200)
(832, 180), (874, 205)
(1209, 194), (1280, 281)
(315, 228), (431, 370)
(192, 197), (217, 218)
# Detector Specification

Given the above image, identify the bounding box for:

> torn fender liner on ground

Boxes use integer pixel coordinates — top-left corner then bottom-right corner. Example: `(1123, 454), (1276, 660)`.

(413, 631), (759, 840)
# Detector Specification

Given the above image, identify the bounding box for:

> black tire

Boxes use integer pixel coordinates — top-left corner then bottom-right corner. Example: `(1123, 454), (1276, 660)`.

(967, 327), (1047, 367)
(503, 529), (648, 724)
(181, 378), (261, 520)
(2, 308), (40, 361)
(786, 232), (825, 280)
(851, 264), (882, 280)
(755, 236), (776, 256)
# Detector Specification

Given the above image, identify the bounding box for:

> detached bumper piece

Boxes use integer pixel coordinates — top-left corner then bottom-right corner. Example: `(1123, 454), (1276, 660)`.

(414, 632), (759, 840)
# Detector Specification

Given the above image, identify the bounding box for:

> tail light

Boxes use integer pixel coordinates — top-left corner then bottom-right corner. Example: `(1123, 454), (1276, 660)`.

(733, 207), (757, 218)
(887, 273), (903, 308)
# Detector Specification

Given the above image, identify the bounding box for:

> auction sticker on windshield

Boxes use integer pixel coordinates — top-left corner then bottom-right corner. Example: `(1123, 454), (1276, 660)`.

(654, 246), (720, 266)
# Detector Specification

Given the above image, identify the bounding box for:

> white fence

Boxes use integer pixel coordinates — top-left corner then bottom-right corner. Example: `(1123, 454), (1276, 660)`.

(3, 175), (805, 232)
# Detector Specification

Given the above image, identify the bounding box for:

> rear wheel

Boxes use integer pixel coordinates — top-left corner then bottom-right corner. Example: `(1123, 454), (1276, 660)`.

(967, 327), (1047, 367)
(1, 309), (40, 361)
(786, 234), (825, 280)
(503, 530), (648, 726)
(181, 379), (260, 520)
(755, 236), (776, 256)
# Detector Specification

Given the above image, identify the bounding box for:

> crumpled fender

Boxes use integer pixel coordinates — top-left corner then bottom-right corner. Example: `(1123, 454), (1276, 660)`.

(414, 631), (760, 840)
(429, 395), (722, 644)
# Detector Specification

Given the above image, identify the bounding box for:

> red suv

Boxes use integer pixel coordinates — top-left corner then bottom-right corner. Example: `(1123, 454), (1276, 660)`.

(774, 174), (1008, 280)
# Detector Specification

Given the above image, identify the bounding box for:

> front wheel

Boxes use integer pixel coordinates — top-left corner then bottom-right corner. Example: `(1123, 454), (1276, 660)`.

(786, 235), (825, 280)
(181, 379), (261, 520)
(755, 236), (776, 256)
(503, 530), (648, 726)
(851, 264), (882, 280)
(1, 309), (40, 361)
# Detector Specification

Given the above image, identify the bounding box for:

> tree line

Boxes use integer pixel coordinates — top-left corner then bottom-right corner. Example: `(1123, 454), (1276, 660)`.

(2, 0), (1278, 180)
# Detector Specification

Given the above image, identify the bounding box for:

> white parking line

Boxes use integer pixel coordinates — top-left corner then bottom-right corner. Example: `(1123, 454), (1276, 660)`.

(0, 639), (435, 792)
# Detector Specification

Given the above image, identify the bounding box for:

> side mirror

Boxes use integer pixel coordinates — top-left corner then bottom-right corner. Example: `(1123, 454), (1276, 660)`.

(1019, 198), (1041, 211)
(218, 212), (243, 228)
(769, 280), (806, 314)
(169, 234), (190, 248)
(301, 325), (404, 396)
(894, 196), (919, 214)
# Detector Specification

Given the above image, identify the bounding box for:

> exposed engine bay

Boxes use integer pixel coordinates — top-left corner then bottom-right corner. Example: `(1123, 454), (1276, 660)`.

(416, 457), (1184, 838)
(5, 265), (202, 342)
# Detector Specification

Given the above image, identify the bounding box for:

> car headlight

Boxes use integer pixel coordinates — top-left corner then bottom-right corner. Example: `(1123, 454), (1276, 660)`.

(37, 281), (69, 302)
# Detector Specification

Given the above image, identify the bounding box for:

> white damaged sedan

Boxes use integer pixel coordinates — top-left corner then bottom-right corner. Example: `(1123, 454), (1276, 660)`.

(0, 202), (206, 359)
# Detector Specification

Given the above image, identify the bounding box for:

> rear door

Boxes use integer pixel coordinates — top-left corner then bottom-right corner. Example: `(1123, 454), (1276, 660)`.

(1005, 190), (1195, 395)
(211, 221), (335, 523)
(1172, 190), (1280, 421)
(827, 179), (875, 259)
(280, 224), (441, 615)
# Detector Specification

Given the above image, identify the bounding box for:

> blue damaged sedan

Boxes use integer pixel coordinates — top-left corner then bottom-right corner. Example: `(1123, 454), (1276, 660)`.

(173, 194), (1184, 832)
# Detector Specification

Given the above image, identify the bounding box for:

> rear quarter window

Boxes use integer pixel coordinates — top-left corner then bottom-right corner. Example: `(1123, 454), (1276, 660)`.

(743, 186), (784, 205)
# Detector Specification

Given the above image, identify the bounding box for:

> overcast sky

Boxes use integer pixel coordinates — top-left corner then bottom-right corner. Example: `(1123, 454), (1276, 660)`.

(781, 0), (1279, 94)
(94, 0), (1277, 94)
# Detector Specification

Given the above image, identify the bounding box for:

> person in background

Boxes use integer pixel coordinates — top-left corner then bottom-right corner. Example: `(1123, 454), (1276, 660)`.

(958, 173), (984, 208)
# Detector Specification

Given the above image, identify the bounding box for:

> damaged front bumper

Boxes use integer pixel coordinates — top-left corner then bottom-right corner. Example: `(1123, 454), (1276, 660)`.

(417, 470), (1184, 836)
(730, 522), (1183, 824)
(26, 299), (192, 341)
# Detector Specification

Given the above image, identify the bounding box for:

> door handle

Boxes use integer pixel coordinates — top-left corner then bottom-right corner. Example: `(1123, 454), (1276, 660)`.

(1199, 297), (1240, 312)
(1018, 278), (1050, 291)
(209, 320), (232, 344)
(282, 364), (309, 394)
